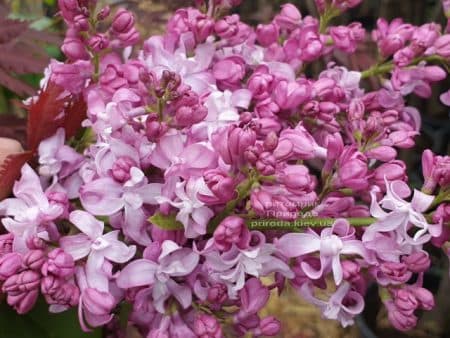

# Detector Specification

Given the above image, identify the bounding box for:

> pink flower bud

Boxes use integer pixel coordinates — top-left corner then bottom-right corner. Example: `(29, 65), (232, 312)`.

(42, 248), (75, 278)
(254, 98), (280, 119)
(393, 47), (415, 67)
(402, 251), (430, 273)
(330, 23), (365, 53)
(254, 316), (281, 336)
(214, 216), (250, 251)
(146, 114), (168, 142)
(256, 23), (279, 47)
(88, 33), (109, 52)
(256, 152), (276, 175)
(0, 253), (22, 280)
(61, 37), (89, 61)
(213, 56), (246, 90)
(112, 9), (135, 34)
(82, 288), (116, 316)
(23, 250), (45, 271)
(194, 314), (223, 338)
(97, 6), (111, 21)
(213, 125), (256, 165)
(207, 283), (228, 304)
(385, 300), (417, 331)
(194, 15), (215, 43)
(3, 270), (41, 293)
(372, 160), (407, 189)
(409, 286), (434, 311)
(379, 262), (412, 284)
(275, 4), (302, 31)
(58, 0), (80, 23)
(365, 146), (398, 162)
(73, 14), (89, 31)
(199, 169), (237, 205)
(41, 275), (62, 295)
(238, 278), (269, 316)
(273, 80), (311, 110)
(392, 288), (419, 312)
(276, 165), (314, 194)
(115, 27), (140, 47)
(247, 68), (274, 100)
(215, 14), (240, 39)
(342, 260), (361, 282)
(7, 289), (39, 314)
(42, 276), (79, 307)
(332, 0), (362, 11)
(263, 132), (278, 151)
(412, 23), (440, 51)
(0, 233), (14, 256)
(111, 156), (136, 183)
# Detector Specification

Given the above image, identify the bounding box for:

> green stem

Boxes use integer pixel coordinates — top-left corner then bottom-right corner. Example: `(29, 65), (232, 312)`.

(92, 53), (100, 82)
(361, 55), (449, 79)
(246, 217), (376, 230)
(429, 189), (450, 210)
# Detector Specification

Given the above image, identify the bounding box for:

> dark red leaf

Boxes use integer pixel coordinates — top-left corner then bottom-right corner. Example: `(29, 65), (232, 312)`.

(63, 95), (88, 140)
(0, 48), (48, 74)
(26, 82), (67, 151)
(0, 68), (35, 96)
(0, 18), (27, 44)
(0, 151), (33, 200)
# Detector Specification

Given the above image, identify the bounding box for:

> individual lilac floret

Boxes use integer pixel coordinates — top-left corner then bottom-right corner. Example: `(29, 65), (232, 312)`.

(117, 240), (199, 313)
(276, 219), (372, 285)
(60, 210), (136, 290)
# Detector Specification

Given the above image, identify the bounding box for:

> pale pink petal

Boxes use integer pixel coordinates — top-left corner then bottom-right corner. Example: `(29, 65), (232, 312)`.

(86, 252), (109, 292)
(116, 259), (157, 288)
(411, 190), (434, 213)
(332, 255), (343, 285)
(166, 279), (192, 309)
(101, 231), (136, 263)
(60, 234), (92, 260)
(80, 178), (124, 215)
(69, 210), (104, 239)
(275, 233), (320, 257)
(160, 249), (199, 276)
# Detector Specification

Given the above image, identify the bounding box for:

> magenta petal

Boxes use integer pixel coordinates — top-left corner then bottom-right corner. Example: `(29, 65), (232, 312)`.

(440, 90), (450, 106)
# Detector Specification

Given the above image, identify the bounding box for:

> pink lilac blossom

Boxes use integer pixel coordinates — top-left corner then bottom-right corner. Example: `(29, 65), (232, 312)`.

(0, 0), (448, 336)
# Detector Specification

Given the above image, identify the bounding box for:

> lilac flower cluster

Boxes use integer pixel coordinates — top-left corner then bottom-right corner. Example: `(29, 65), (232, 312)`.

(0, 0), (449, 336)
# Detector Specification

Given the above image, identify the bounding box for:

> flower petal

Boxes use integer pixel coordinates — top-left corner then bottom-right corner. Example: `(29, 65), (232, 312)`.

(69, 210), (104, 239)
(101, 231), (136, 263)
(275, 233), (320, 258)
(116, 259), (157, 289)
(60, 234), (92, 260)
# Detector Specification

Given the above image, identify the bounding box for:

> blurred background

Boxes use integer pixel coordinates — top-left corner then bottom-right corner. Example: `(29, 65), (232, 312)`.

(0, 1), (448, 337)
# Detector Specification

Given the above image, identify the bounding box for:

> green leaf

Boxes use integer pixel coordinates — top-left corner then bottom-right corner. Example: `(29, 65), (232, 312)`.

(149, 212), (184, 231)
(0, 298), (102, 338)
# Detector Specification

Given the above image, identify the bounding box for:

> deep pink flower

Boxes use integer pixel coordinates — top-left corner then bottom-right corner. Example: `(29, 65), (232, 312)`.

(194, 314), (223, 338)
(213, 216), (250, 251)
(274, 4), (302, 31)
